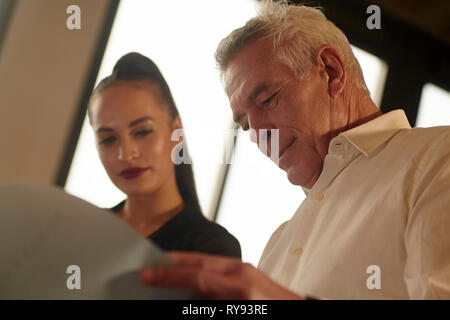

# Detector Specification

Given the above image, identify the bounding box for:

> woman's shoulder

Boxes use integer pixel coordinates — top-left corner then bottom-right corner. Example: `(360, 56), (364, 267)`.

(181, 204), (242, 258)
(182, 203), (229, 234)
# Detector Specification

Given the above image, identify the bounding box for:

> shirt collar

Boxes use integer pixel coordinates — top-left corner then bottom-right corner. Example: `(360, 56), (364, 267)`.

(338, 109), (411, 157)
(302, 187), (311, 196)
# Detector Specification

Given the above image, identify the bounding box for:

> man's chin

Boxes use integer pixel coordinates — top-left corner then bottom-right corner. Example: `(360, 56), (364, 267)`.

(285, 166), (317, 189)
(285, 167), (305, 187)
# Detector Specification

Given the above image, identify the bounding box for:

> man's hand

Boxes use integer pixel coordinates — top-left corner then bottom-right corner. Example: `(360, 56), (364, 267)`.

(139, 251), (304, 300)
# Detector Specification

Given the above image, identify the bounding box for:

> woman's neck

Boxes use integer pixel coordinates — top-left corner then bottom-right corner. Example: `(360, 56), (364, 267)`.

(118, 172), (184, 236)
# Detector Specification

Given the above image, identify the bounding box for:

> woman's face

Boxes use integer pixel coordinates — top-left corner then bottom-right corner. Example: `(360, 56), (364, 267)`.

(89, 81), (181, 196)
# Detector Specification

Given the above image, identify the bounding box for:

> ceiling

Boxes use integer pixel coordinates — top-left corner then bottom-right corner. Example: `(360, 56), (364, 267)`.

(363, 0), (450, 46)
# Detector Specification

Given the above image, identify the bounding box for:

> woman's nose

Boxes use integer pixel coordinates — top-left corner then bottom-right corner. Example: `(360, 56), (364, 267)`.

(118, 140), (139, 161)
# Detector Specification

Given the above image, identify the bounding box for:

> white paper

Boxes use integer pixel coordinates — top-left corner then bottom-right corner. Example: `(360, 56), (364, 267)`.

(0, 180), (194, 299)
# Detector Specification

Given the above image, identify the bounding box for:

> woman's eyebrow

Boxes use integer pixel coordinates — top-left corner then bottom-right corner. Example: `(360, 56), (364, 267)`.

(128, 116), (153, 127)
(96, 127), (113, 133)
(96, 116), (153, 133)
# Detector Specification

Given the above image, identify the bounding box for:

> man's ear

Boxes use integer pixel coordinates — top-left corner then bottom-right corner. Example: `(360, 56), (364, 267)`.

(315, 45), (346, 98)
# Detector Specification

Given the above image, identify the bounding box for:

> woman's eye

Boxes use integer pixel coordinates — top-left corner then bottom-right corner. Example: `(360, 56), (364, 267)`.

(99, 136), (116, 145)
(135, 129), (153, 137)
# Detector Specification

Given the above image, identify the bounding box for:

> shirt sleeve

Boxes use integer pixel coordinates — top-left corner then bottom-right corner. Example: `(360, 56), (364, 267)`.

(404, 131), (450, 299)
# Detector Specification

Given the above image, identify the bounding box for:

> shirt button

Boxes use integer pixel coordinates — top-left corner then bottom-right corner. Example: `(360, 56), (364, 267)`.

(291, 248), (303, 256)
(314, 193), (324, 201)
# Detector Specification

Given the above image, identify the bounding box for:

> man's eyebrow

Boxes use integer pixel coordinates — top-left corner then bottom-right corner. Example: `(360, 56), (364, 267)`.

(96, 116), (153, 133)
(232, 82), (278, 124)
(248, 83), (270, 105)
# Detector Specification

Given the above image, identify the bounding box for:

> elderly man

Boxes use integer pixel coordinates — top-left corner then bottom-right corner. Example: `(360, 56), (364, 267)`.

(140, 1), (450, 299)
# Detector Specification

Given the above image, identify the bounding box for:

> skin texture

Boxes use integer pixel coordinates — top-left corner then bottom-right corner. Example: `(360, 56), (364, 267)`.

(139, 38), (381, 299)
(89, 81), (184, 237)
(226, 39), (380, 188)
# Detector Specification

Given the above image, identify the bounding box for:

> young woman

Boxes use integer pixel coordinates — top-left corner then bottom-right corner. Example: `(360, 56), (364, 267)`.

(88, 52), (241, 258)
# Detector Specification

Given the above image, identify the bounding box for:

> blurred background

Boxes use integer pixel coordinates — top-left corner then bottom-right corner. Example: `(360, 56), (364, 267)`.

(0, 0), (449, 267)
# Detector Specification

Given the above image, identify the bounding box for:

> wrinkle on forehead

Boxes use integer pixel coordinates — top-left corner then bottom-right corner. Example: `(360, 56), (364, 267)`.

(224, 40), (278, 95)
(225, 72), (247, 112)
(224, 58), (260, 114)
(223, 38), (287, 122)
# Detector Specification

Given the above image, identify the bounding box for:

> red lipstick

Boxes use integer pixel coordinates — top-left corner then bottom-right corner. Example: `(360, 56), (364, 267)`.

(120, 167), (149, 179)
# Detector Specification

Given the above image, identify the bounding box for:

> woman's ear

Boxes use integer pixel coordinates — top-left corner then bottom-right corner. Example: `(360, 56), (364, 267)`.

(172, 115), (183, 130)
(315, 45), (347, 98)
(171, 115), (184, 143)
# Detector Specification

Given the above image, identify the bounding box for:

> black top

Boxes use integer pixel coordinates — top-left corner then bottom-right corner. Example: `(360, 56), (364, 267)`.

(110, 200), (241, 259)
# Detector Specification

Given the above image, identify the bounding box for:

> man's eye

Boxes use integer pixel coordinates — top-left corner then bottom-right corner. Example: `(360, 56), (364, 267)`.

(261, 91), (279, 107)
(135, 129), (153, 137)
(99, 136), (116, 145)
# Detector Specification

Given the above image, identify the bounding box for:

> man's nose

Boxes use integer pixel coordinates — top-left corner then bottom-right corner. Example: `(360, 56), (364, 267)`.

(118, 139), (139, 161)
(248, 127), (273, 145)
(247, 113), (274, 145)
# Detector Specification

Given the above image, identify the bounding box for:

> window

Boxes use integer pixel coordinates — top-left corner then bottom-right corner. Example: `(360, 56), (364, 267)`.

(351, 45), (388, 107)
(65, 0), (258, 218)
(416, 83), (450, 127)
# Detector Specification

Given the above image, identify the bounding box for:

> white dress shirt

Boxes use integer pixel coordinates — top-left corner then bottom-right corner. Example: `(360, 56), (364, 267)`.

(258, 110), (450, 299)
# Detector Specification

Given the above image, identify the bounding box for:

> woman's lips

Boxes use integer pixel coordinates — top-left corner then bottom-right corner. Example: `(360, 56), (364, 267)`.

(120, 168), (149, 180)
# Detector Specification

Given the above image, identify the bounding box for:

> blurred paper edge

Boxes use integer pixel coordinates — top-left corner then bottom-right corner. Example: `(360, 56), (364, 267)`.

(0, 180), (194, 299)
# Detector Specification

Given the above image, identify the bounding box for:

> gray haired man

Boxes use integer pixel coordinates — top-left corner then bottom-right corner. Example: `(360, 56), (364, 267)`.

(140, 1), (450, 299)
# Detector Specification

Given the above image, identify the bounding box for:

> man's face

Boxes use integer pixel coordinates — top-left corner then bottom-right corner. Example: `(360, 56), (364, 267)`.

(225, 38), (341, 188)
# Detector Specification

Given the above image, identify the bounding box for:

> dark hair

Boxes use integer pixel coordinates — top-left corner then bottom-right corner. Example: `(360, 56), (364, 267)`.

(90, 52), (202, 213)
